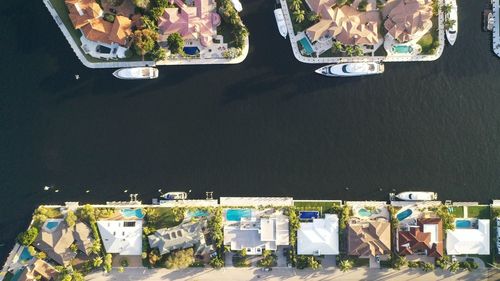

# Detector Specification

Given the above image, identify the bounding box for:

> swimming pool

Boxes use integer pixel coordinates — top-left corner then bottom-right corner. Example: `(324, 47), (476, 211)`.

(189, 210), (209, 217)
(183, 47), (200, 55)
(358, 208), (372, 217)
(397, 209), (413, 221)
(45, 221), (60, 230)
(299, 211), (319, 220)
(10, 269), (24, 281)
(456, 219), (472, 229)
(226, 209), (252, 221)
(299, 37), (314, 55)
(20, 247), (33, 261)
(392, 45), (413, 54)
(121, 208), (144, 219)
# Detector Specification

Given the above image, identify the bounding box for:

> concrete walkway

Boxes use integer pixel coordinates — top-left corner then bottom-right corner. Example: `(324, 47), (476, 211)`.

(85, 266), (494, 281)
(493, 0), (500, 57)
(279, 0), (444, 64)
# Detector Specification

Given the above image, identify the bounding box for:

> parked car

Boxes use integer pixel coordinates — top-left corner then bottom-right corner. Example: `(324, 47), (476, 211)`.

(261, 267), (272, 272)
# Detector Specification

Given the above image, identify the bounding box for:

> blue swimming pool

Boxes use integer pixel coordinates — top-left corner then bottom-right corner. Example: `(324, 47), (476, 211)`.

(226, 209), (252, 221)
(299, 211), (319, 220)
(45, 221), (60, 230)
(183, 46), (200, 55)
(358, 208), (372, 217)
(189, 210), (209, 217)
(397, 209), (413, 221)
(10, 269), (24, 281)
(456, 219), (472, 229)
(392, 45), (413, 54)
(299, 37), (314, 55)
(20, 247), (33, 261)
(121, 208), (144, 219)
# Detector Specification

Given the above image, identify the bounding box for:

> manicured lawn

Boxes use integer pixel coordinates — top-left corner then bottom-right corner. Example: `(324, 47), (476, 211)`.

(155, 208), (181, 229)
(449, 206), (464, 218)
(467, 205), (490, 219)
(294, 201), (341, 215)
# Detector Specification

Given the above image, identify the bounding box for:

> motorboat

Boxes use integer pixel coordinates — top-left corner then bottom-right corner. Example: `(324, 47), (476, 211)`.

(160, 191), (188, 200)
(395, 191), (437, 201)
(315, 62), (384, 77)
(483, 9), (493, 31)
(497, 218), (500, 252)
(445, 0), (458, 45)
(112, 67), (158, 80)
(231, 0), (243, 12)
(274, 8), (287, 38)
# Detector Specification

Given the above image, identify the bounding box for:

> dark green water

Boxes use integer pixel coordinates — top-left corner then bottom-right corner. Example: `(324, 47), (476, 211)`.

(1, 0), (500, 261)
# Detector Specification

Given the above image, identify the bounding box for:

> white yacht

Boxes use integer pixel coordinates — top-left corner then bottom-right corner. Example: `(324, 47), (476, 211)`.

(112, 67), (158, 80)
(445, 0), (458, 45)
(231, 0), (243, 12)
(395, 191), (437, 201)
(274, 8), (287, 38)
(161, 192), (188, 200)
(315, 62), (384, 77)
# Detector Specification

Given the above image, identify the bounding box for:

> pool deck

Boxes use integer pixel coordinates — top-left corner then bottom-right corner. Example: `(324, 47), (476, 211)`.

(279, 0), (445, 64)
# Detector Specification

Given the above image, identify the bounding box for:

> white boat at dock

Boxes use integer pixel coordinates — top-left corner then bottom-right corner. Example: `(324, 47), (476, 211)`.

(274, 8), (288, 38)
(395, 191), (437, 201)
(445, 0), (458, 45)
(112, 67), (158, 80)
(315, 62), (384, 77)
(231, 0), (243, 12)
(161, 191), (188, 200)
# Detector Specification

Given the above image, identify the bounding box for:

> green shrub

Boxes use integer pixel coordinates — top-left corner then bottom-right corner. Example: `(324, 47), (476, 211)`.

(18, 228), (38, 246)
(103, 13), (115, 23)
(165, 248), (195, 269)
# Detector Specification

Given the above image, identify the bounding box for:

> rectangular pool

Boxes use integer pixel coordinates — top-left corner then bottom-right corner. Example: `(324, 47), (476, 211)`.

(226, 209), (252, 221)
(455, 219), (472, 229)
(299, 211), (319, 220)
(299, 37), (314, 55)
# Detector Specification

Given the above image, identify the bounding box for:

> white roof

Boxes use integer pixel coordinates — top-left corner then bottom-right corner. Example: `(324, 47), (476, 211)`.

(446, 220), (490, 255)
(423, 224), (438, 244)
(97, 220), (143, 255)
(297, 214), (339, 255)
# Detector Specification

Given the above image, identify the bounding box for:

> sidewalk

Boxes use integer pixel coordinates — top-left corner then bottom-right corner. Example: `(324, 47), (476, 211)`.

(85, 266), (494, 281)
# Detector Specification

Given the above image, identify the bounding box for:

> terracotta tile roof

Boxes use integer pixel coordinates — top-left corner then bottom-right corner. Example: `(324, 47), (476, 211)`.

(18, 258), (58, 281)
(347, 221), (391, 257)
(397, 218), (443, 258)
(158, 0), (221, 47)
(305, 6), (380, 45)
(65, 0), (132, 46)
(384, 0), (433, 43)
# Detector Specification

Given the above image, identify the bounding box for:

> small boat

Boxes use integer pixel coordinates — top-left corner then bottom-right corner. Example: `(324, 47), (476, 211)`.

(161, 192), (188, 200)
(445, 0), (458, 45)
(274, 9), (287, 38)
(483, 9), (493, 31)
(112, 67), (158, 80)
(395, 191), (437, 201)
(315, 62), (384, 77)
(231, 0), (243, 12)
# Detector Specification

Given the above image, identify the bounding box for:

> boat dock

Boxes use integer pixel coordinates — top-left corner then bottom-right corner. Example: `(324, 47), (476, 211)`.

(493, 0), (500, 57)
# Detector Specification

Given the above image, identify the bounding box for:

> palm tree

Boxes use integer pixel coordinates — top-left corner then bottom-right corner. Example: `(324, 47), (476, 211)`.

(441, 4), (452, 15)
(353, 45), (364, 56)
(444, 19), (456, 30)
(93, 256), (103, 268)
(345, 45), (354, 56)
(448, 261), (460, 272)
(291, 0), (301, 11)
(339, 259), (353, 272)
(332, 41), (344, 53)
(293, 9), (305, 23)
